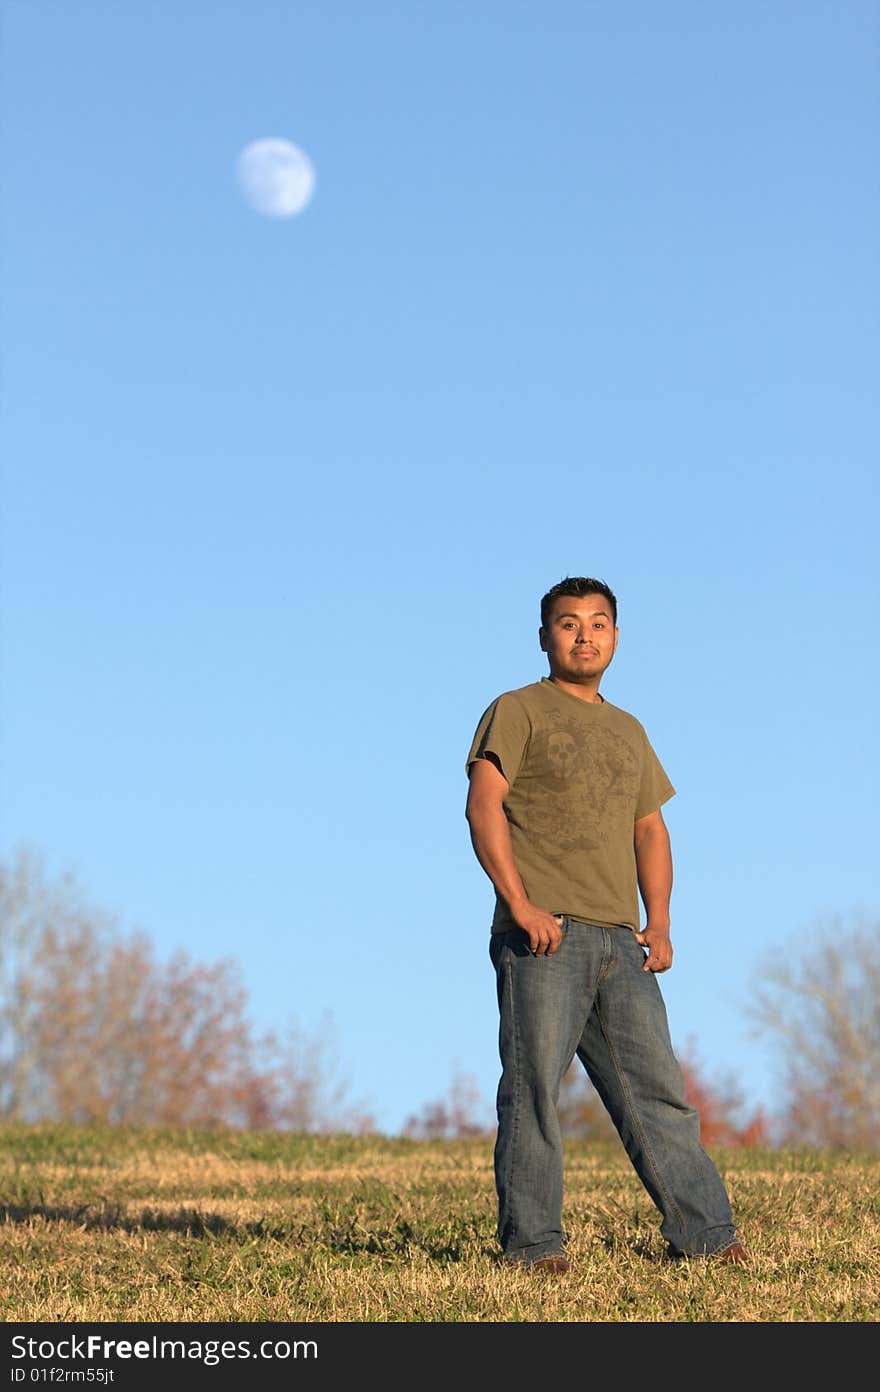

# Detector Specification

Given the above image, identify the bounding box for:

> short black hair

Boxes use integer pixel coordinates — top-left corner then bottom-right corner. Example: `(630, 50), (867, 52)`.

(540, 577), (618, 629)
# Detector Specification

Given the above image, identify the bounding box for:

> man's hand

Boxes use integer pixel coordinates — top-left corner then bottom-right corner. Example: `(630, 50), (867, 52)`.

(512, 904), (565, 956)
(635, 920), (673, 972)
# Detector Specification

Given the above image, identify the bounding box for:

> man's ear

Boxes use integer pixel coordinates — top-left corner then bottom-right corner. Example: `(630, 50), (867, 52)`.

(538, 626), (547, 652)
(613, 627), (620, 653)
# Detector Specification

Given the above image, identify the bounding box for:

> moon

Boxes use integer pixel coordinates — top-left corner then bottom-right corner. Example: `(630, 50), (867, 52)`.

(236, 138), (316, 218)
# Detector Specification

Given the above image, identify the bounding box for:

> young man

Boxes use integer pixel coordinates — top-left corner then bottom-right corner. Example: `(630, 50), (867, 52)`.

(465, 576), (747, 1273)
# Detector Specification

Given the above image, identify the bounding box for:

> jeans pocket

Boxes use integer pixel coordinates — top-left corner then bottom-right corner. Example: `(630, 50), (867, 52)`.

(490, 927), (530, 962)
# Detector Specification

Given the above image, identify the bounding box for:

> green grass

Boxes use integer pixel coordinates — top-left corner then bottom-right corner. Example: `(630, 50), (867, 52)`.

(1, 1124), (877, 1322)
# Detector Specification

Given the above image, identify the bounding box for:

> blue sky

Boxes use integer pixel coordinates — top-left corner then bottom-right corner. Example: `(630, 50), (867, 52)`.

(1, 0), (877, 1135)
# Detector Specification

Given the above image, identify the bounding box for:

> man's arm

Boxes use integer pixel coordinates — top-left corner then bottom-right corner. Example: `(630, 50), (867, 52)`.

(633, 807), (674, 973)
(465, 755), (563, 956)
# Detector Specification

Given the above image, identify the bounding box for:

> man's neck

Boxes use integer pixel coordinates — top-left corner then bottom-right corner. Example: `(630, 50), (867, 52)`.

(547, 675), (605, 704)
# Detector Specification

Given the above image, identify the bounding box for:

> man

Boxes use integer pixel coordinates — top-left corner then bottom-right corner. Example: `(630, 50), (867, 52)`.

(465, 576), (747, 1273)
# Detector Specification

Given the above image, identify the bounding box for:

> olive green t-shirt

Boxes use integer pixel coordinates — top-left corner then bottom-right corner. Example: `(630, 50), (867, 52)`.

(465, 677), (675, 934)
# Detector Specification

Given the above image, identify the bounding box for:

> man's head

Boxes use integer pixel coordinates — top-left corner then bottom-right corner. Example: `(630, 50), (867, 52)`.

(540, 577), (618, 630)
(539, 576), (619, 690)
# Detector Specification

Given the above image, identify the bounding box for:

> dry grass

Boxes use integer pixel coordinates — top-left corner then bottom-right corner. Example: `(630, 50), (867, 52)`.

(1, 1124), (877, 1322)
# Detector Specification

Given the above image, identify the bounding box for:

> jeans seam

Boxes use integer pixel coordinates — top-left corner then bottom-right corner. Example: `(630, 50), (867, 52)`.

(498, 948), (521, 1248)
(596, 925), (614, 987)
(593, 994), (688, 1242)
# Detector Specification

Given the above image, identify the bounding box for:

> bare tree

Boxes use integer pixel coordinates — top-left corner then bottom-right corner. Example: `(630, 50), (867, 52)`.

(555, 1045), (767, 1147)
(402, 1068), (491, 1139)
(0, 845), (374, 1132)
(556, 1062), (618, 1141)
(400, 1042), (770, 1148)
(263, 1012), (376, 1135)
(0, 845), (114, 1118)
(676, 1036), (769, 1148)
(745, 912), (880, 1150)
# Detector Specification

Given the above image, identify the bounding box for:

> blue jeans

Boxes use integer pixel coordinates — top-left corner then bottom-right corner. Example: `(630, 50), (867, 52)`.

(489, 916), (737, 1263)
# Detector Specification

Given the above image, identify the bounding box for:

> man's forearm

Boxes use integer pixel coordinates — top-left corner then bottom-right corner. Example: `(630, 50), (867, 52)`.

(634, 824), (673, 923)
(466, 800), (531, 915)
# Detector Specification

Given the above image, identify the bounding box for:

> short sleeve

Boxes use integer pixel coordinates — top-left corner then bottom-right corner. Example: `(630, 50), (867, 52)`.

(465, 693), (531, 788)
(635, 729), (676, 820)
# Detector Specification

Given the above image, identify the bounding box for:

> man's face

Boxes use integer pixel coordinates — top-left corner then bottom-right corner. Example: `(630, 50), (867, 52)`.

(539, 593), (619, 686)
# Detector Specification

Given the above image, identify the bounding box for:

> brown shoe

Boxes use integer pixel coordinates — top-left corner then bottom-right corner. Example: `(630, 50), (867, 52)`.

(710, 1241), (749, 1265)
(530, 1255), (570, 1274)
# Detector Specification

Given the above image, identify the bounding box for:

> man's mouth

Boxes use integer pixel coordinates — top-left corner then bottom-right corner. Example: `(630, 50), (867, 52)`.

(573, 649), (598, 657)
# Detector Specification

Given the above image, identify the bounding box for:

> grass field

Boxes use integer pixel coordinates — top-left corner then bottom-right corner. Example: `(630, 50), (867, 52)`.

(1, 1124), (877, 1323)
